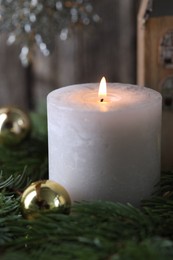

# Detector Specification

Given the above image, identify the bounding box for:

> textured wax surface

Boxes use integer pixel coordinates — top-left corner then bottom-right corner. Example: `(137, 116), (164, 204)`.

(47, 83), (161, 112)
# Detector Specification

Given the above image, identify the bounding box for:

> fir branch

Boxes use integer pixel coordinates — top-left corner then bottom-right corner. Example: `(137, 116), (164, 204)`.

(0, 202), (161, 258)
(114, 238), (173, 260)
(2, 238), (173, 260)
(0, 193), (21, 246)
(142, 197), (173, 239)
(0, 193), (173, 258)
(154, 171), (173, 198)
(0, 193), (19, 216)
(0, 167), (30, 192)
(0, 133), (48, 192)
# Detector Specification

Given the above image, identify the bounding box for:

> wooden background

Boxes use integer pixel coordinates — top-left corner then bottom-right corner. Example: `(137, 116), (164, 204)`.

(0, 0), (140, 111)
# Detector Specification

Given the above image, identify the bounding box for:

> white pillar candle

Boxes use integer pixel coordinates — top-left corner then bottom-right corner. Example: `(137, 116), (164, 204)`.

(47, 81), (162, 206)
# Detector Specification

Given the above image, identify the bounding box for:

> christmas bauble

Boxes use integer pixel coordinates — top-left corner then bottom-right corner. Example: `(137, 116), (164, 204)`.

(0, 107), (31, 145)
(21, 180), (71, 219)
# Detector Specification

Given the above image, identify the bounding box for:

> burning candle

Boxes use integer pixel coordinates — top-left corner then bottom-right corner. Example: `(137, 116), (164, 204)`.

(47, 78), (162, 206)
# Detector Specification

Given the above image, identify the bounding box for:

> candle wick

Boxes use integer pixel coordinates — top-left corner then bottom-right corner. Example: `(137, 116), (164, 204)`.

(100, 98), (104, 102)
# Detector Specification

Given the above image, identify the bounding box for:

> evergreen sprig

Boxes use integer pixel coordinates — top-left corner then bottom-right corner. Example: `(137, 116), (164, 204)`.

(0, 112), (48, 194)
(0, 112), (173, 259)
(0, 201), (173, 259)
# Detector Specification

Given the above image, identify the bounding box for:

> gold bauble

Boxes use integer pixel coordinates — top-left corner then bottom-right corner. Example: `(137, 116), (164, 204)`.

(0, 107), (31, 145)
(21, 180), (71, 219)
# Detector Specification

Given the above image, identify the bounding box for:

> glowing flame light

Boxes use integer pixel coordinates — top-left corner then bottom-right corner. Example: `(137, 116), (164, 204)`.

(98, 77), (107, 102)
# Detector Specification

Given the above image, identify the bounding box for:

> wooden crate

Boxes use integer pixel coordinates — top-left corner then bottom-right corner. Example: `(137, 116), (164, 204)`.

(137, 0), (173, 170)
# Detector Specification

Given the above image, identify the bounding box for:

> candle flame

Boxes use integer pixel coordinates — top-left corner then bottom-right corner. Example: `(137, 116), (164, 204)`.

(98, 77), (107, 102)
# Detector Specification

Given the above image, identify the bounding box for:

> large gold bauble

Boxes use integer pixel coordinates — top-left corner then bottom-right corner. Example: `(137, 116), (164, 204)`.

(21, 180), (71, 219)
(0, 107), (31, 145)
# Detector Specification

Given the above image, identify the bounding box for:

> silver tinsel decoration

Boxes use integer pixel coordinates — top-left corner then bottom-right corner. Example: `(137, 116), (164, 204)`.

(0, 0), (100, 66)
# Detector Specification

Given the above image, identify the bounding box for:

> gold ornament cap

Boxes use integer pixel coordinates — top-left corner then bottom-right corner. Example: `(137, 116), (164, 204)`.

(0, 107), (31, 145)
(21, 180), (71, 220)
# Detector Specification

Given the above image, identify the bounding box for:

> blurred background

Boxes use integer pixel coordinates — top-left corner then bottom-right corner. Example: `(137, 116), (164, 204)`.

(0, 0), (140, 110)
(2, 0), (173, 170)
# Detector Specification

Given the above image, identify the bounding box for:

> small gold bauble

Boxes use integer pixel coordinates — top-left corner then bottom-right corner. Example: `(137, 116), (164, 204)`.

(21, 180), (71, 220)
(0, 107), (31, 145)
